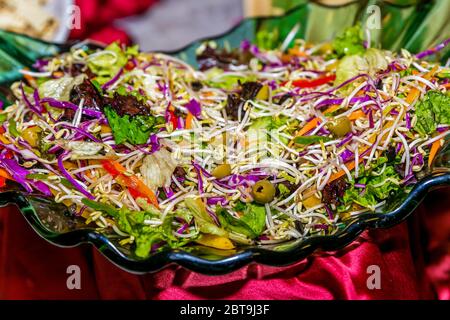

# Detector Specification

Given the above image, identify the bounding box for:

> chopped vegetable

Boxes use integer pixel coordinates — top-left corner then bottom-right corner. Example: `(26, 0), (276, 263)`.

(332, 24), (365, 58)
(2, 28), (448, 257)
(252, 180), (276, 204)
(294, 135), (331, 146)
(414, 91), (450, 136)
(217, 203), (266, 239)
(104, 106), (163, 145)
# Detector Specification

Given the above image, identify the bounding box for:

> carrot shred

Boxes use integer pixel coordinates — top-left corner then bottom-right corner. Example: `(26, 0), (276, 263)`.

(328, 144), (373, 183)
(348, 110), (366, 121)
(329, 162), (356, 183)
(323, 104), (340, 115)
(296, 117), (321, 137)
(0, 168), (13, 181)
(185, 112), (194, 129)
(406, 65), (438, 104)
(428, 138), (443, 168)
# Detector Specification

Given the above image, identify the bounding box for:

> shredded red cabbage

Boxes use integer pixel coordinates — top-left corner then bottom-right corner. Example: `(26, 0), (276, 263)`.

(57, 152), (95, 199)
(415, 38), (450, 59)
(337, 132), (354, 148)
(185, 99), (202, 118)
(101, 67), (124, 90)
(41, 97), (103, 118)
(340, 148), (354, 163)
(20, 83), (42, 115)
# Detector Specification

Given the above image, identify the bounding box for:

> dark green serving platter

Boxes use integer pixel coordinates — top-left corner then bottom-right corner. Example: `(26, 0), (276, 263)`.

(0, 0), (449, 274)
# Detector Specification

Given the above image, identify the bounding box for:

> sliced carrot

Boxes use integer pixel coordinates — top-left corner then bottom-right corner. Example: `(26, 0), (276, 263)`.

(406, 65), (438, 104)
(328, 142), (375, 183)
(52, 71), (64, 78)
(185, 112), (194, 129)
(323, 104), (340, 115)
(0, 134), (10, 144)
(288, 48), (307, 57)
(348, 110), (366, 121)
(22, 69), (36, 85)
(428, 138), (443, 168)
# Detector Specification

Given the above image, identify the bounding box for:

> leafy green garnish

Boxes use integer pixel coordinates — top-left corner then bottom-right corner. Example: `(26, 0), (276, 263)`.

(90, 79), (103, 93)
(338, 157), (402, 212)
(256, 29), (279, 50)
(278, 184), (290, 197)
(82, 198), (188, 258)
(414, 90), (450, 136)
(294, 135), (331, 146)
(332, 24), (365, 58)
(125, 44), (140, 56)
(204, 68), (256, 90)
(217, 203), (266, 239)
(26, 173), (48, 180)
(0, 113), (7, 124)
(8, 118), (20, 137)
(104, 106), (163, 145)
(335, 48), (388, 86)
(37, 132), (55, 160)
(185, 197), (227, 237)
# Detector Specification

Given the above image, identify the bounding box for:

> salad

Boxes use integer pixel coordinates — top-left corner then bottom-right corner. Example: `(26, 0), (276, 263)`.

(0, 26), (449, 258)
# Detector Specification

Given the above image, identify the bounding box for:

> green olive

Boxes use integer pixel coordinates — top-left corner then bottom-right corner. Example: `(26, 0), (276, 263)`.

(212, 164), (232, 179)
(252, 180), (276, 204)
(328, 116), (352, 137)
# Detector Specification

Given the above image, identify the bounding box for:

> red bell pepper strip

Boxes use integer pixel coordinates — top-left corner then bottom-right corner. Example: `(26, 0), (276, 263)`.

(168, 110), (178, 129)
(292, 74), (336, 88)
(101, 160), (159, 208)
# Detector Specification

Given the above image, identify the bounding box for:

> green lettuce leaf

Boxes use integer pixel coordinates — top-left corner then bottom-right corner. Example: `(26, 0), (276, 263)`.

(332, 24), (365, 58)
(104, 106), (163, 145)
(414, 90), (450, 136)
(82, 198), (189, 258)
(204, 67), (256, 90)
(338, 157), (402, 212)
(294, 135), (331, 146)
(217, 203), (266, 239)
(335, 48), (389, 86)
(38, 75), (85, 101)
(8, 118), (20, 137)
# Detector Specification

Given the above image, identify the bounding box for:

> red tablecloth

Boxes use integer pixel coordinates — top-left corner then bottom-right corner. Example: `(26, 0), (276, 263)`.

(0, 189), (449, 300)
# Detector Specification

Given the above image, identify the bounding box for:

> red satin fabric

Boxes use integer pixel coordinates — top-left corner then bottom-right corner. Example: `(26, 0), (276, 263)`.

(0, 189), (448, 300)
